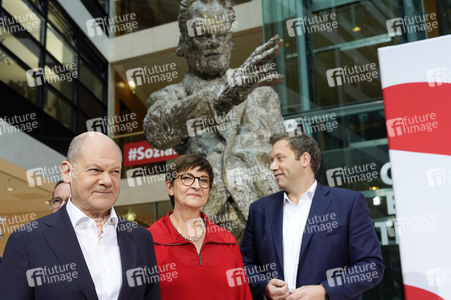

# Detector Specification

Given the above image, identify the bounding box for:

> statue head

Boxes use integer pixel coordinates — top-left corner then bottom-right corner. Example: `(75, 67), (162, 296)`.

(177, 0), (236, 78)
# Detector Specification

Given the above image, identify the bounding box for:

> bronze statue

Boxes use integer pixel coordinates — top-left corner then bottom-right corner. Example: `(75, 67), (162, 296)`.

(144, 0), (285, 241)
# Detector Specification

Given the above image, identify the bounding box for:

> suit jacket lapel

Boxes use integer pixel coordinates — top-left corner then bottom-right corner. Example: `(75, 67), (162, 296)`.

(117, 220), (138, 300)
(298, 183), (332, 269)
(268, 191), (285, 275)
(42, 207), (98, 300)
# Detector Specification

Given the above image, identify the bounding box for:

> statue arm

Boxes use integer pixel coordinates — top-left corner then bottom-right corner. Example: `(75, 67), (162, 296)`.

(143, 35), (286, 150)
(143, 87), (220, 150)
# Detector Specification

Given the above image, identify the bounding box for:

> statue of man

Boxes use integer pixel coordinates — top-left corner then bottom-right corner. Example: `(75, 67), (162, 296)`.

(143, 0), (285, 241)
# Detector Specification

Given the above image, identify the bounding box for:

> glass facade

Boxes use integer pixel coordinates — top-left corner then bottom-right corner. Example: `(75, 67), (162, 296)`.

(261, 0), (451, 298)
(0, 0), (108, 154)
(81, 0), (255, 37)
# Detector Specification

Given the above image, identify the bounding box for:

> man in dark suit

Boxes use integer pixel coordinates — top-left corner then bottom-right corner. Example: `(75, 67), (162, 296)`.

(0, 132), (160, 299)
(241, 133), (384, 300)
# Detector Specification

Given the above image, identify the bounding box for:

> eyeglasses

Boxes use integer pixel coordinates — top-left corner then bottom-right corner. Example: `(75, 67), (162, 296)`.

(49, 197), (68, 209)
(176, 173), (211, 189)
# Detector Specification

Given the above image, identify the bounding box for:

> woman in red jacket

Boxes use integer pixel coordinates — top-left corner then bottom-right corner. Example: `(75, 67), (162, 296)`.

(149, 153), (252, 299)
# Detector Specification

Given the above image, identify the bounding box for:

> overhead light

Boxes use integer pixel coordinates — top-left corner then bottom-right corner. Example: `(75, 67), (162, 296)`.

(353, 26), (361, 32)
(126, 212), (136, 222)
(128, 80), (136, 94)
(369, 186), (378, 191)
(373, 196), (381, 206)
(6, 187), (14, 192)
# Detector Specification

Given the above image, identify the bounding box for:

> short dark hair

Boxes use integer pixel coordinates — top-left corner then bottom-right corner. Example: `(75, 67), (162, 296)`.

(166, 153), (214, 207)
(270, 133), (322, 174)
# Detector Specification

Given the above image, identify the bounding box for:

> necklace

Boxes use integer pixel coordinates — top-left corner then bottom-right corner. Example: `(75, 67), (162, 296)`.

(169, 214), (205, 242)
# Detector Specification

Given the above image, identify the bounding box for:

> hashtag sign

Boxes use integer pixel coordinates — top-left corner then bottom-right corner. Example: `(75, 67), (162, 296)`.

(122, 140), (179, 166)
(128, 147), (137, 162)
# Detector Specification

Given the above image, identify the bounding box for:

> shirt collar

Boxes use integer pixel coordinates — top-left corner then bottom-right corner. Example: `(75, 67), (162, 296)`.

(283, 180), (317, 205)
(66, 197), (118, 229)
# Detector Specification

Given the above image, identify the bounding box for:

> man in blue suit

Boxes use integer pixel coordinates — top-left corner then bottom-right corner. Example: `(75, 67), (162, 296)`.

(241, 133), (384, 300)
(0, 132), (160, 299)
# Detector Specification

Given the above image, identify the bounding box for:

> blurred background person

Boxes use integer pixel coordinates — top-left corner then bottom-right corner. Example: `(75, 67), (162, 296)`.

(49, 180), (71, 213)
(149, 154), (252, 300)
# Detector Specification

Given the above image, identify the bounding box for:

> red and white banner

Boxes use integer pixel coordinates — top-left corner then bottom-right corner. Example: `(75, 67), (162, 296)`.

(123, 140), (178, 166)
(379, 35), (451, 299)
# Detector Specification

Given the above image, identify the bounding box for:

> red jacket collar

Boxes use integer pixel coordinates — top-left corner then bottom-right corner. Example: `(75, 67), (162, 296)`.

(149, 211), (237, 245)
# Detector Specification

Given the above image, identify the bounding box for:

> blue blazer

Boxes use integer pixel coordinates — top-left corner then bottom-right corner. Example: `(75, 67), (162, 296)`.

(241, 183), (384, 300)
(0, 205), (160, 300)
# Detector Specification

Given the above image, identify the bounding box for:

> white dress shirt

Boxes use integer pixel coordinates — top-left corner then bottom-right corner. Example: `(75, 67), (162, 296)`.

(282, 180), (317, 291)
(67, 199), (122, 300)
